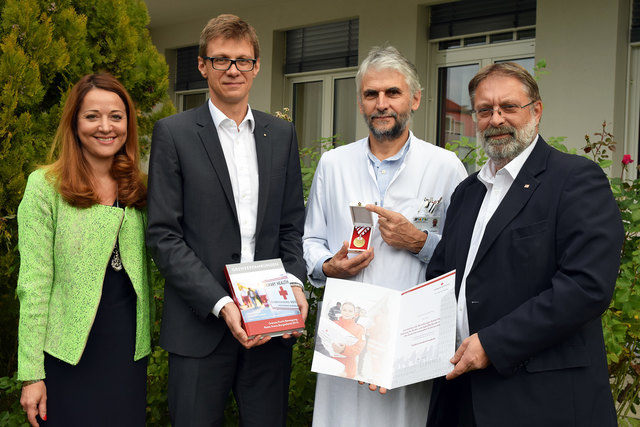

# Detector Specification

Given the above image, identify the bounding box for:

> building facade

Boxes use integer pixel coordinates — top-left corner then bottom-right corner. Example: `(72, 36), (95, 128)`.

(145, 0), (639, 177)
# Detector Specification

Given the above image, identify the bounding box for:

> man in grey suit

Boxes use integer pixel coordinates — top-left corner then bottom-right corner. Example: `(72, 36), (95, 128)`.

(147, 14), (307, 427)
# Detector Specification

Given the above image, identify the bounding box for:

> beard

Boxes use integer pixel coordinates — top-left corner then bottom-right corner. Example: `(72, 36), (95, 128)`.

(478, 116), (538, 164)
(364, 109), (411, 141)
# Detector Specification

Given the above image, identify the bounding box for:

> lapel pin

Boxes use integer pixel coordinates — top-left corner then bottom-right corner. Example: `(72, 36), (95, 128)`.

(263, 133), (267, 137)
(524, 184), (530, 189)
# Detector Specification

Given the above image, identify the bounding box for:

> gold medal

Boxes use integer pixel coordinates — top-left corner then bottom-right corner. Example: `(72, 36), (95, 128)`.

(353, 236), (365, 248)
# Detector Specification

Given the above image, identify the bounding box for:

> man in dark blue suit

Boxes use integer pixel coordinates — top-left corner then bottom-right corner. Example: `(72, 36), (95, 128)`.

(426, 62), (623, 427)
(147, 14), (307, 427)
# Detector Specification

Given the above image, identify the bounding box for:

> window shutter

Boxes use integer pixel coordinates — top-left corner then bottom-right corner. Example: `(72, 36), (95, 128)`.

(285, 19), (359, 74)
(430, 0), (536, 40)
(176, 45), (207, 91)
(632, 0), (640, 43)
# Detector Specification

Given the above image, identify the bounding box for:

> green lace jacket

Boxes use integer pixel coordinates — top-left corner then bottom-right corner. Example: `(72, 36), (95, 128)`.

(16, 169), (153, 381)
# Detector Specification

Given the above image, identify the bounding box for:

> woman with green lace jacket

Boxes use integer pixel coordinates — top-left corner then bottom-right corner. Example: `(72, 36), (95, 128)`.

(17, 74), (152, 427)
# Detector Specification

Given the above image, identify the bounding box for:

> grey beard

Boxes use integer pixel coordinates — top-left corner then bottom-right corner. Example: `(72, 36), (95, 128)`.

(365, 110), (411, 141)
(478, 117), (537, 164)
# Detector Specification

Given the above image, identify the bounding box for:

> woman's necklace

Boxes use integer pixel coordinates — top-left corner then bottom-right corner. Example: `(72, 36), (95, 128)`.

(111, 242), (123, 271)
(110, 190), (123, 271)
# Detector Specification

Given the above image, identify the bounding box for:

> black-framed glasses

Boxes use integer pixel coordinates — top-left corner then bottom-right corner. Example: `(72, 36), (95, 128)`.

(472, 100), (536, 119)
(202, 57), (257, 72)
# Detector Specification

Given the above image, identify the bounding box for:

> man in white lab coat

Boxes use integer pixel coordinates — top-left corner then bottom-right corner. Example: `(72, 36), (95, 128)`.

(303, 45), (467, 427)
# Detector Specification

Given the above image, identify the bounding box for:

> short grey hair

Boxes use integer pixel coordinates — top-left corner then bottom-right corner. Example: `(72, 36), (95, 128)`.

(468, 62), (541, 107)
(356, 45), (423, 100)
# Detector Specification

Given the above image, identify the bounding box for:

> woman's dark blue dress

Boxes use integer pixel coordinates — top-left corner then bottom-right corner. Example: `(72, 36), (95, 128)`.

(41, 231), (147, 427)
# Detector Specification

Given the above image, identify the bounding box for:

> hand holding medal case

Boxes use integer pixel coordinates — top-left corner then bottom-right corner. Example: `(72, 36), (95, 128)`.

(348, 203), (374, 253)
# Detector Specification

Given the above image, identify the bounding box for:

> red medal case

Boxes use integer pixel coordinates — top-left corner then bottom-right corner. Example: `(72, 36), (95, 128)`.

(348, 203), (374, 252)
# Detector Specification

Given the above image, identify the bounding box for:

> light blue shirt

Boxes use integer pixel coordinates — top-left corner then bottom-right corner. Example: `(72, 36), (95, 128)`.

(365, 138), (411, 206)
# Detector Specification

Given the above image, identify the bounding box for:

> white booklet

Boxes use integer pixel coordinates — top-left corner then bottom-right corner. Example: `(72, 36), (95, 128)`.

(311, 270), (457, 389)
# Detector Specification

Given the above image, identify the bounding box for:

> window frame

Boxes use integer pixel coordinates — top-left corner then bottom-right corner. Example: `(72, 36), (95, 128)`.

(174, 89), (209, 113)
(284, 67), (360, 151)
(426, 36), (536, 147)
(625, 43), (640, 179)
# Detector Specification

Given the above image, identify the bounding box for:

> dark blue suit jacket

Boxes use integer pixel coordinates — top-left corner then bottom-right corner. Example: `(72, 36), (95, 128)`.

(426, 138), (623, 427)
(146, 103), (305, 357)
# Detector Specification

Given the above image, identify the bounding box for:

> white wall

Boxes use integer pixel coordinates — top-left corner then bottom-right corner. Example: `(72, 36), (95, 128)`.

(536, 0), (630, 172)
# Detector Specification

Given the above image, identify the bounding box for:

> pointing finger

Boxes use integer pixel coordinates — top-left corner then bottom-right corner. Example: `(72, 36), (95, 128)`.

(365, 204), (389, 218)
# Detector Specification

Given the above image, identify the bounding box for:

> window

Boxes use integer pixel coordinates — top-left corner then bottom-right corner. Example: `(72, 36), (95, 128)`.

(174, 45), (208, 112)
(427, 0), (536, 172)
(287, 71), (358, 153)
(626, 45), (640, 180)
(284, 20), (359, 152)
(177, 91), (208, 113)
(428, 38), (535, 171)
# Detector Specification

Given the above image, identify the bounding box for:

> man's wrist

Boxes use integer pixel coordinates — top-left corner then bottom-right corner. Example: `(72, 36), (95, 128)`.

(313, 256), (331, 279)
(22, 379), (43, 387)
(410, 230), (428, 253)
(219, 301), (236, 319)
(212, 296), (234, 318)
(287, 273), (304, 289)
(321, 258), (333, 277)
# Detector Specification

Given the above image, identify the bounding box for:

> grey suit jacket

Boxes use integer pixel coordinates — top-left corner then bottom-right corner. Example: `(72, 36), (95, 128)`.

(146, 103), (305, 356)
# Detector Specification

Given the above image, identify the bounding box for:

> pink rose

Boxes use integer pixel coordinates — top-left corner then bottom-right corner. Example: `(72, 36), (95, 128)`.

(622, 154), (634, 165)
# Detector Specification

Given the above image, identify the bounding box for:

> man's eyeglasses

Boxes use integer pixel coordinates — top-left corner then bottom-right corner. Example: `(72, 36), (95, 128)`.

(202, 57), (257, 72)
(472, 100), (536, 119)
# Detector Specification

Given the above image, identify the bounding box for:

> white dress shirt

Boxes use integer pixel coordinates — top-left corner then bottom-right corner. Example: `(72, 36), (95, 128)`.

(208, 101), (259, 316)
(207, 101), (302, 317)
(456, 135), (539, 345)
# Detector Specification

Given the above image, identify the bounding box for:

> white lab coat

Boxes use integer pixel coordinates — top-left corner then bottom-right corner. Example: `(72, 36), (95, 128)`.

(304, 133), (467, 427)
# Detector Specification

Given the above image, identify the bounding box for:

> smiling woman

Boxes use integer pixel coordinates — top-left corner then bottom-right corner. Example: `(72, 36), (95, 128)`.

(16, 73), (152, 427)
(47, 74), (146, 209)
(76, 88), (128, 171)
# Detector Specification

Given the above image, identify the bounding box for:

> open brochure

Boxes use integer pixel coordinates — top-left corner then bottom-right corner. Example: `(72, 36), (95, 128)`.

(311, 270), (456, 389)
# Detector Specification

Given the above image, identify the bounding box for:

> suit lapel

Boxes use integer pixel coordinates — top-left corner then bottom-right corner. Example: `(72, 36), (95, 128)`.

(254, 117), (272, 238)
(195, 104), (238, 220)
(471, 138), (550, 270)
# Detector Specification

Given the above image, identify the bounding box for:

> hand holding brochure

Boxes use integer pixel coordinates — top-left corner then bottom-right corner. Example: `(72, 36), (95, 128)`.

(311, 270), (456, 389)
(224, 259), (305, 338)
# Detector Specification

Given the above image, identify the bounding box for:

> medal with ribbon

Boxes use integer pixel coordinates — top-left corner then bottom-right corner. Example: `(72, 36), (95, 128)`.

(349, 202), (374, 252)
(352, 226), (370, 248)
